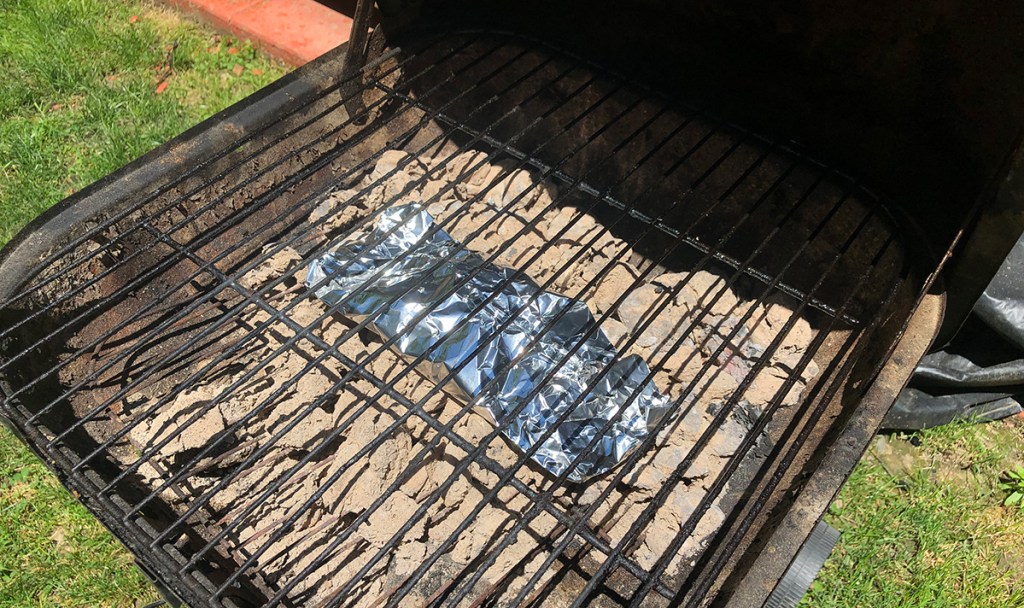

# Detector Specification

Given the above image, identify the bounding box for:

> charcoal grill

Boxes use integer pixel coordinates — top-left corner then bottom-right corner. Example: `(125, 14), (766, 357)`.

(3, 2), (1024, 607)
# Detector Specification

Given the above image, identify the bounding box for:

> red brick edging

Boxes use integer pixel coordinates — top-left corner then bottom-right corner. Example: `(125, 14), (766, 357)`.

(166, 0), (353, 65)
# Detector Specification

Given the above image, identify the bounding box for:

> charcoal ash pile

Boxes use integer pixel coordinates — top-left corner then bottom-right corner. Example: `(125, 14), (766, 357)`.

(113, 147), (821, 606)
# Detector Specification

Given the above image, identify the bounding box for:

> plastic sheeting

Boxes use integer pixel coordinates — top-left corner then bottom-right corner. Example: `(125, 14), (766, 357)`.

(884, 235), (1024, 429)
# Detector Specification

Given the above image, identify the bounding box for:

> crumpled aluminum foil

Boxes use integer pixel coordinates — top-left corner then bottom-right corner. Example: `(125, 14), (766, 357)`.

(306, 203), (671, 481)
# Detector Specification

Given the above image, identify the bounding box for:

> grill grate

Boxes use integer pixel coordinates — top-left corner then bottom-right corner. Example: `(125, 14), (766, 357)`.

(0, 32), (916, 607)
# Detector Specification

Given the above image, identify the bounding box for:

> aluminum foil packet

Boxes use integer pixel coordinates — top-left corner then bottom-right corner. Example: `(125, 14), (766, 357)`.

(306, 203), (671, 481)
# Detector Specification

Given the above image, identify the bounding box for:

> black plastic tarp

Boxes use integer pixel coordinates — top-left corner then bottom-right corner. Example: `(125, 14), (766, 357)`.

(884, 235), (1024, 430)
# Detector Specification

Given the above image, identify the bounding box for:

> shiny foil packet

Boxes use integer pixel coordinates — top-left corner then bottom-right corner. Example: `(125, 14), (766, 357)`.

(306, 203), (671, 481)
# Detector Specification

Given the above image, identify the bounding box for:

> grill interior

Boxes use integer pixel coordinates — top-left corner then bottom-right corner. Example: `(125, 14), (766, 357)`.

(0, 31), (925, 607)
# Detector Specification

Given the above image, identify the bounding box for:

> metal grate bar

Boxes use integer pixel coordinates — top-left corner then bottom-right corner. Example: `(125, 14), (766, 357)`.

(0, 33), (917, 608)
(188, 90), (720, 601)
(372, 80), (864, 326)
(385, 178), (860, 607)
(675, 240), (909, 607)
(612, 219), (895, 607)
(436, 198), (825, 605)
(14, 40), (563, 427)
(89, 58), (629, 495)
(132, 81), (661, 535)
(0, 37), (456, 314)
(4, 37), (514, 391)
(264, 138), (815, 605)
(442, 166), (809, 606)
(72, 61), (655, 577)
(247, 130), (745, 608)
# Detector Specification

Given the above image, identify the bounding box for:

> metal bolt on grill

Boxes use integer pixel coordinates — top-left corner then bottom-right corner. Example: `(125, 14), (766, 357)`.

(0, 31), (927, 608)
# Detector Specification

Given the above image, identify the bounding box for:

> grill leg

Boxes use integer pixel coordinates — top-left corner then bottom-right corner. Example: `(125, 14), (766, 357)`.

(134, 559), (183, 608)
(763, 520), (840, 608)
(342, 0), (376, 79)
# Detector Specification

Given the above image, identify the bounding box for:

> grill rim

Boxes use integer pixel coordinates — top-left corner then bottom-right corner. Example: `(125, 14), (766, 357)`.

(0, 31), (950, 608)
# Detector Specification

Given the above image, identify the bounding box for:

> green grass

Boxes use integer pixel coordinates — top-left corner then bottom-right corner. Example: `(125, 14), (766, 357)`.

(1, 1), (1023, 607)
(0, 0), (285, 605)
(0, 429), (161, 607)
(0, 0), (285, 246)
(805, 417), (1024, 607)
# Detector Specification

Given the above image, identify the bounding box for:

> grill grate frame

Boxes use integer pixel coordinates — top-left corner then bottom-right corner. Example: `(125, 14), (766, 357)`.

(0, 31), (920, 607)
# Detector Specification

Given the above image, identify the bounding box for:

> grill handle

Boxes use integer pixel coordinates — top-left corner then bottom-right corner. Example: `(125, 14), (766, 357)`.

(343, 0), (376, 80)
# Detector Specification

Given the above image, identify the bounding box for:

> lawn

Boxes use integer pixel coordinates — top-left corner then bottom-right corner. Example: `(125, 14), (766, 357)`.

(0, 0), (286, 246)
(0, 0), (285, 605)
(805, 418), (1024, 607)
(0, 1), (1021, 606)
